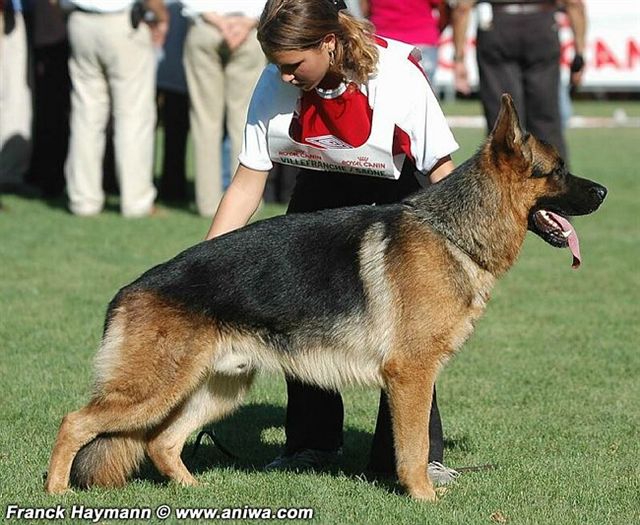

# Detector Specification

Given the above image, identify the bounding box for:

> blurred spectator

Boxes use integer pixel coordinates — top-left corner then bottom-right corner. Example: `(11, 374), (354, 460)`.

(24, 0), (70, 198)
(0, 0), (33, 193)
(156, 0), (190, 204)
(451, 0), (586, 160)
(557, 0), (587, 130)
(181, 0), (266, 217)
(360, 0), (448, 81)
(62, 0), (168, 217)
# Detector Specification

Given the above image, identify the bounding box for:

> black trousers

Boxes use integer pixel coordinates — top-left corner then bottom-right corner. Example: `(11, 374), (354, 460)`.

(283, 163), (445, 470)
(29, 42), (70, 197)
(157, 89), (190, 201)
(476, 9), (566, 159)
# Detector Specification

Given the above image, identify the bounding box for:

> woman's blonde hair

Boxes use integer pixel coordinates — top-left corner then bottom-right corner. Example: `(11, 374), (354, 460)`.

(257, 0), (379, 84)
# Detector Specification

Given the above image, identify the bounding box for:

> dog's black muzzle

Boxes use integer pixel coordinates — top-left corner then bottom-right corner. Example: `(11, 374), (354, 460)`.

(537, 175), (607, 218)
(527, 176), (607, 250)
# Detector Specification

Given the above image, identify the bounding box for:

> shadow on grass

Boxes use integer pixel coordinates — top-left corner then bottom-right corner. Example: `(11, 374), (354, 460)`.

(30, 176), (199, 215)
(133, 402), (469, 496)
(443, 435), (473, 453)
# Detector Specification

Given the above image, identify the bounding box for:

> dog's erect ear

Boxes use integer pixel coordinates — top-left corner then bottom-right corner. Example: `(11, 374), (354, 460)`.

(489, 94), (531, 166)
(490, 94), (524, 146)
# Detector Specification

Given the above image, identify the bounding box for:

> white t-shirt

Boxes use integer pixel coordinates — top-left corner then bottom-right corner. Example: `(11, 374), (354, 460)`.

(239, 36), (458, 177)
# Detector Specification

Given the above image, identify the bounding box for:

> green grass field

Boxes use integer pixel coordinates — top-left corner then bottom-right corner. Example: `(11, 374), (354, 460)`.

(1, 108), (638, 524)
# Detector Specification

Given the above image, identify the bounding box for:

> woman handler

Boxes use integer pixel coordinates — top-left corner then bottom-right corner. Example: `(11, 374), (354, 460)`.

(205, 0), (459, 483)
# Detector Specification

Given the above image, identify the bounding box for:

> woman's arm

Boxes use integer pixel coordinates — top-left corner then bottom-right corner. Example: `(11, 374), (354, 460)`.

(451, 1), (473, 95)
(204, 164), (270, 240)
(564, 0), (587, 88)
(428, 155), (455, 184)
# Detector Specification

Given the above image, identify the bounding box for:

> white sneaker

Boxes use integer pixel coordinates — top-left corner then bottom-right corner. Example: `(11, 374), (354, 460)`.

(428, 461), (460, 485)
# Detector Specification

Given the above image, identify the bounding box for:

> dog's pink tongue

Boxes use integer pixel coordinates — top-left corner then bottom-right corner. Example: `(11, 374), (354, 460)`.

(548, 211), (581, 269)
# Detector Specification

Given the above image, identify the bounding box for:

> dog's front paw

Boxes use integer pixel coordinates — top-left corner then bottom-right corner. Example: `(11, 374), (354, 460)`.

(44, 480), (72, 495)
(175, 474), (199, 487)
(408, 484), (437, 502)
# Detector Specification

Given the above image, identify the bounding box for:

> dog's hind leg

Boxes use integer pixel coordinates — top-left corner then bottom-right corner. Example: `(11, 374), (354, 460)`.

(45, 405), (108, 494)
(46, 371), (216, 495)
(145, 372), (255, 486)
(45, 299), (221, 494)
(45, 386), (198, 495)
(382, 354), (439, 502)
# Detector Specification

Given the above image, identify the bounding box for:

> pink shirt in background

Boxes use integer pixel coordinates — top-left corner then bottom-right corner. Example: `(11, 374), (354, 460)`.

(368, 0), (441, 46)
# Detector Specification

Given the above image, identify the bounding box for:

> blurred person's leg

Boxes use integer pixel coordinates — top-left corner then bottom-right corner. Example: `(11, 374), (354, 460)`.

(106, 11), (157, 217)
(224, 29), (264, 184)
(65, 12), (110, 216)
(156, 1), (189, 203)
(0, 10), (32, 189)
(184, 21), (225, 217)
(522, 11), (565, 159)
(158, 89), (189, 202)
(221, 133), (231, 190)
(558, 78), (572, 130)
(475, 13), (525, 132)
(31, 41), (70, 198)
(102, 123), (118, 195)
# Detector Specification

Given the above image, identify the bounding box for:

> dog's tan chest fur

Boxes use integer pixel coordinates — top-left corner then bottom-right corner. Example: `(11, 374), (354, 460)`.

(443, 239), (495, 353)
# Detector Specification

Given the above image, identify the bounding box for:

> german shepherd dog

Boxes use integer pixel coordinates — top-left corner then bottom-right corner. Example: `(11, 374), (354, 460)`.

(45, 95), (606, 500)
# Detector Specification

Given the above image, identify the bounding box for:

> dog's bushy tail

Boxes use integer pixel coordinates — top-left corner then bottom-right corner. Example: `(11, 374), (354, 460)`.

(70, 432), (145, 489)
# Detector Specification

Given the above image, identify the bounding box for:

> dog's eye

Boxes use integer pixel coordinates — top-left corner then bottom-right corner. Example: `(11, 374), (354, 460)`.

(531, 166), (564, 180)
(531, 167), (546, 179)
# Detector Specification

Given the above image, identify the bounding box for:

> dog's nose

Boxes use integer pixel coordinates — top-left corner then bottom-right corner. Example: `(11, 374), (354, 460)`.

(591, 184), (607, 203)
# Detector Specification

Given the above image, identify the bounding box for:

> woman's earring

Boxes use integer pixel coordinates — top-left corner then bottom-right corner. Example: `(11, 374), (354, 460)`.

(329, 49), (335, 67)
